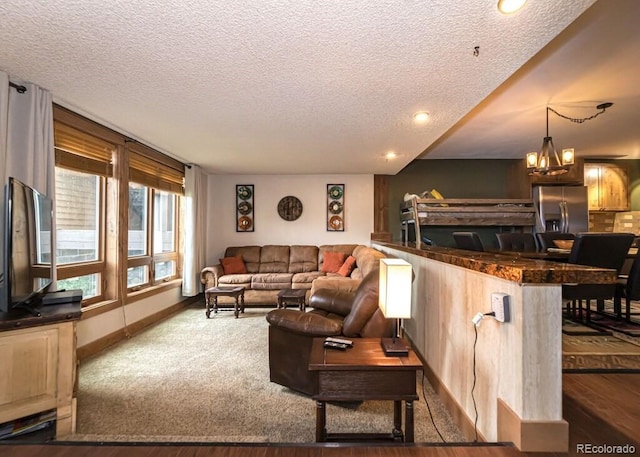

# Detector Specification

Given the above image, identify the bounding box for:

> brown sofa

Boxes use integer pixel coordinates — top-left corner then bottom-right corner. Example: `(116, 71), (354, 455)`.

(200, 244), (385, 306)
(266, 268), (394, 395)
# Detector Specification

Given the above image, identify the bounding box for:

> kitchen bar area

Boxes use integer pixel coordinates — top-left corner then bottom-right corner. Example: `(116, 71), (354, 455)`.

(372, 241), (619, 452)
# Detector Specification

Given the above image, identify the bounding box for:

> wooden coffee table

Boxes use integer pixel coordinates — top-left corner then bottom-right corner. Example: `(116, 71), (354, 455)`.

(277, 288), (307, 311)
(308, 337), (422, 443)
(204, 286), (245, 318)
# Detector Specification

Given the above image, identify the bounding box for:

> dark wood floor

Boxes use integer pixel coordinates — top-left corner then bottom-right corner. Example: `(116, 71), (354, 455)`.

(1, 373), (638, 457)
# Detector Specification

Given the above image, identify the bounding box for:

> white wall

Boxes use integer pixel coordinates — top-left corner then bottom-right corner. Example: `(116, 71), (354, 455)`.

(205, 174), (374, 265)
(76, 287), (183, 348)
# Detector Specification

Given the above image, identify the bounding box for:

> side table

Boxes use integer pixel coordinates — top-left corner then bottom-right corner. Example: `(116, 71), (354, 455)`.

(277, 288), (307, 311)
(308, 337), (422, 443)
(204, 286), (245, 318)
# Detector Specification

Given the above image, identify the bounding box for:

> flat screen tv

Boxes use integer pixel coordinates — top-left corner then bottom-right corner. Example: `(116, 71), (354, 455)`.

(0, 177), (53, 316)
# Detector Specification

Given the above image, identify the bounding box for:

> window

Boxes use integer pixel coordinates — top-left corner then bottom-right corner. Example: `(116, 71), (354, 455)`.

(53, 105), (184, 310)
(54, 120), (112, 304)
(126, 185), (180, 290)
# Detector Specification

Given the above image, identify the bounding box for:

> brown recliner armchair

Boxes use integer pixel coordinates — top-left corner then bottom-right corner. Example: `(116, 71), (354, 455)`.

(266, 268), (393, 396)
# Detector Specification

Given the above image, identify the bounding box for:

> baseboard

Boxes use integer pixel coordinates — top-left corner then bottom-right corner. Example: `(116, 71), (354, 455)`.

(497, 398), (568, 452)
(77, 296), (200, 361)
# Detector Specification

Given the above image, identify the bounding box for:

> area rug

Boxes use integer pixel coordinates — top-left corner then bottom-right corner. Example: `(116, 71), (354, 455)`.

(562, 333), (640, 373)
(68, 305), (465, 443)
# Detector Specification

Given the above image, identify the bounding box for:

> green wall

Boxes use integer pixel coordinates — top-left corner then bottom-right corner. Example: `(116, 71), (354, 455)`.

(387, 159), (518, 247)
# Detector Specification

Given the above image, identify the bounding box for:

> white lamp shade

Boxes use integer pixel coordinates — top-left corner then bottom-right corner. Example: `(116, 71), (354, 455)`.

(378, 258), (413, 319)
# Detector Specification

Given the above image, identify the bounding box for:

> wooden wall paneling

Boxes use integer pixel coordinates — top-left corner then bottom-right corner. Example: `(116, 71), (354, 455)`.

(372, 174), (391, 241)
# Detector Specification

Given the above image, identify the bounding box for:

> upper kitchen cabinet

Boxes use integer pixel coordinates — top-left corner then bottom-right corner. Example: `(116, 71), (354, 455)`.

(584, 163), (629, 211)
(506, 158), (584, 198)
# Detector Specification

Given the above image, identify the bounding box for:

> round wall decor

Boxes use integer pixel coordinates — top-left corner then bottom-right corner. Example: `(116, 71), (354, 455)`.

(278, 196), (303, 221)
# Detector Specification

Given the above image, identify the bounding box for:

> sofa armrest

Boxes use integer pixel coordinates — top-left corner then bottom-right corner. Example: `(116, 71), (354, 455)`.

(308, 289), (354, 316)
(200, 265), (224, 289)
(266, 309), (342, 336)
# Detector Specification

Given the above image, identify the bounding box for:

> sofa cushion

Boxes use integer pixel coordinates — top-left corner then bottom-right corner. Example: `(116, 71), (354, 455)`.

(219, 256), (247, 275)
(259, 245), (290, 273)
(251, 273), (293, 290)
(288, 245), (319, 273)
(225, 246), (261, 273)
(321, 251), (346, 273)
(337, 255), (357, 277)
(319, 244), (358, 272)
(292, 271), (325, 289)
(266, 308), (342, 336)
(351, 245), (386, 279)
(217, 274), (252, 288)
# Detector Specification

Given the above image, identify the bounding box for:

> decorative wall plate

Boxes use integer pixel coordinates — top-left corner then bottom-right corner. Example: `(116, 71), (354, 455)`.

(237, 185), (253, 200)
(329, 215), (343, 230)
(328, 185), (343, 200)
(238, 216), (253, 231)
(278, 196), (303, 221)
(328, 201), (343, 214)
(237, 201), (252, 215)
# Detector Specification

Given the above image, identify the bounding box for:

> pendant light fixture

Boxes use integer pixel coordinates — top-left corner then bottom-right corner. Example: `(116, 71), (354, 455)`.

(526, 102), (614, 176)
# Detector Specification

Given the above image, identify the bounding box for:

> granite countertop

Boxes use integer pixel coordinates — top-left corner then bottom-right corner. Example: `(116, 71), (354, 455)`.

(374, 242), (617, 285)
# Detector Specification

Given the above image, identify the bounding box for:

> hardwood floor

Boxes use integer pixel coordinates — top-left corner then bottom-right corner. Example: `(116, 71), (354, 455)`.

(1, 373), (637, 457)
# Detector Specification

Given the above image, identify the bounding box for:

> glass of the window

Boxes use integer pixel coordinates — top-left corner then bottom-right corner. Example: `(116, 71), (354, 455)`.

(127, 265), (149, 288)
(57, 274), (100, 299)
(154, 260), (175, 281)
(55, 168), (100, 264)
(153, 191), (175, 254)
(129, 183), (148, 256)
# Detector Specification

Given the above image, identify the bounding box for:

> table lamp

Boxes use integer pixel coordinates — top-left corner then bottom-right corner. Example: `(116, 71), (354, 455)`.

(378, 258), (413, 356)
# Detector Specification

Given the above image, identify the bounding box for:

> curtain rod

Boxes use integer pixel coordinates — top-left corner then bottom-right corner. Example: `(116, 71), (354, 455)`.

(9, 82), (27, 93)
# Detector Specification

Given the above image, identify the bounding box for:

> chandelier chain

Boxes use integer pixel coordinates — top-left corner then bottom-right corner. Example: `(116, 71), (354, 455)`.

(547, 106), (608, 124)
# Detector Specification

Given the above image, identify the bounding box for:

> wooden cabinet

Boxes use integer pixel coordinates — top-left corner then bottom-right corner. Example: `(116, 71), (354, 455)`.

(0, 320), (78, 438)
(507, 158), (584, 198)
(584, 163), (629, 211)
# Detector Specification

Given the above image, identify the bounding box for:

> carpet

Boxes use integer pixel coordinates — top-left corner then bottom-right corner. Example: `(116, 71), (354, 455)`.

(562, 333), (640, 372)
(68, 305), (465, 443)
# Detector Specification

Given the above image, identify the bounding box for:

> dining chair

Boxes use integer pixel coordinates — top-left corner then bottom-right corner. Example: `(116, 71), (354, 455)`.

(562, 232), (635, 322)
(613, 252), (640, 321)
(495, 232), (537, 252)
(536, 232), (576, 251)
(452, 232), (484, 252)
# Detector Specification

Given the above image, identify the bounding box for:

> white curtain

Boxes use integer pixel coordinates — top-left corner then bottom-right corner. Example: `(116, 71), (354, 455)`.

(182, 164), (208, 296)
(0, 72), (55, 195)
(0, 70), (56, 281)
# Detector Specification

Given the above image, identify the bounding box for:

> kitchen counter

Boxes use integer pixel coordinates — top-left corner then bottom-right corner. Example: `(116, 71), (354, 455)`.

(374, 242), (616, 285)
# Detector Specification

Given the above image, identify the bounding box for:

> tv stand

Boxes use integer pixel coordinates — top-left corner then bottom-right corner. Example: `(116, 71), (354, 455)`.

(0, 301), (81, 439)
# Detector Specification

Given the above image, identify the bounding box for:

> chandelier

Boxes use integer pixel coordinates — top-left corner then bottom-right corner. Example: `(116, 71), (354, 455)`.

(526, 103), (613, 176)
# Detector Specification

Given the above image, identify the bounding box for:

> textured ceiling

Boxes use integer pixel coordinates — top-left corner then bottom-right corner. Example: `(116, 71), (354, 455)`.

(423, 0), (640, 162)
(0, 1), (596, 174)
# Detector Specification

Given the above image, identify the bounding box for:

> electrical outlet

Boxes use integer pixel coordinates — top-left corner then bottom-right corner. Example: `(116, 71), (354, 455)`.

(491, 293), (510, 323)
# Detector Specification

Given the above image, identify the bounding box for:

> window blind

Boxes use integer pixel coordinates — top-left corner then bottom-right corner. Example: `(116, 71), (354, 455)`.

(54, 121), (114, 176)
(128, 146), (185, 195)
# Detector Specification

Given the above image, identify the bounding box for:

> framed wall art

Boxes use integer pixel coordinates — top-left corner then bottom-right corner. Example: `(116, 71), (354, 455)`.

(236, 184), (254, 232)
(327, 184), (344, 231)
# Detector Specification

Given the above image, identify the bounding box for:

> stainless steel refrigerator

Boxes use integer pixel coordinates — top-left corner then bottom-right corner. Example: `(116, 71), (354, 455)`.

(532, 185), (589, 233)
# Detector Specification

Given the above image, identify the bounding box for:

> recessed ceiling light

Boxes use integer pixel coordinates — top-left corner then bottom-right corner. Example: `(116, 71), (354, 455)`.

(385, 151), (398, 160)
(413, 111), (430, 123)
(497, 0), (526, 14)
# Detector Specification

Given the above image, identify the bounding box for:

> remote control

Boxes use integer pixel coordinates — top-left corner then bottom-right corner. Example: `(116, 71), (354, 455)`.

(323, 341), (348, 350)
(325, 337), (353, 346)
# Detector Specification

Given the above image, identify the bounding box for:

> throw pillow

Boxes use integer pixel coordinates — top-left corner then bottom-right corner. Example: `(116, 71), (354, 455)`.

(337, 255), (357, 277)
(220, 256), (247, 275)
(321, 251), (346, 273)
